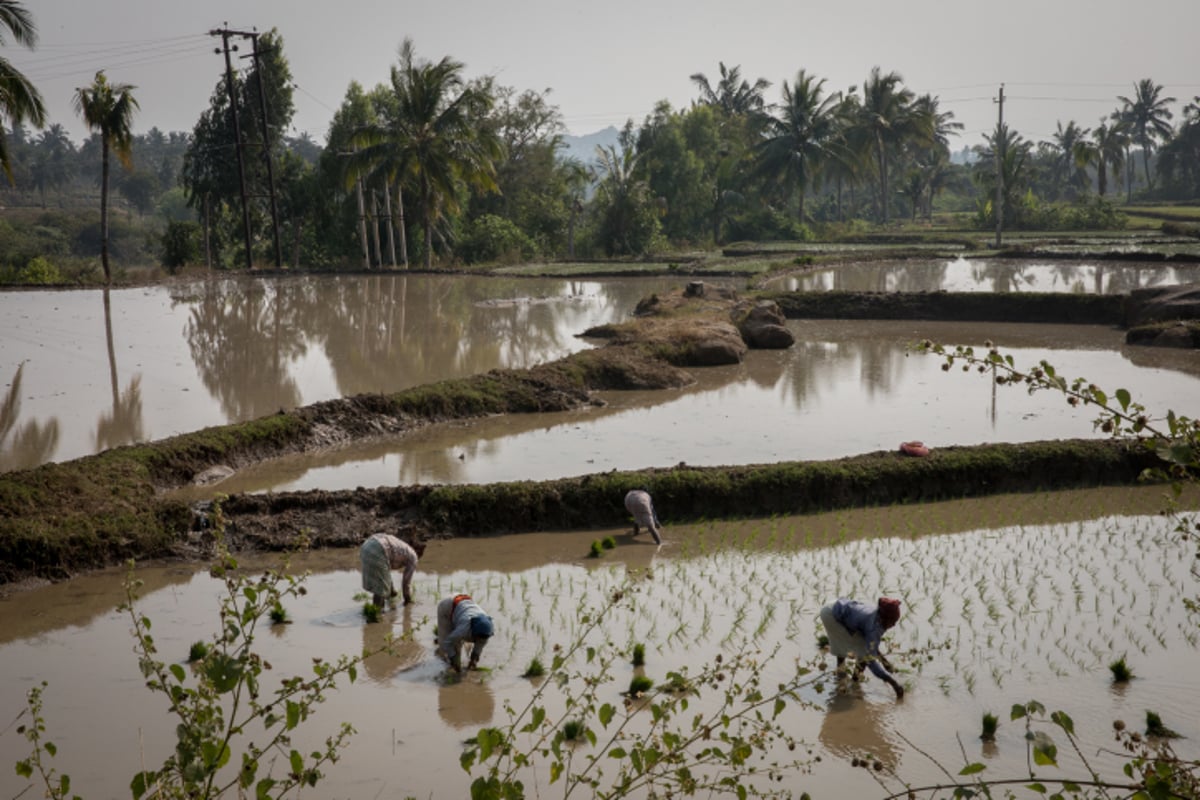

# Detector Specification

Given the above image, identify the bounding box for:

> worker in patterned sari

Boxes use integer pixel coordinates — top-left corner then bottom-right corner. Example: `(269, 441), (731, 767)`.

(359, 533), (424, 607)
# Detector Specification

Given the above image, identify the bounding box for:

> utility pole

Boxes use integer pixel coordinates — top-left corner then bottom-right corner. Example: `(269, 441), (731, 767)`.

(994, 84), (1005, 250)
(211, 27), (254, 269)
(246, 33), (283, 268)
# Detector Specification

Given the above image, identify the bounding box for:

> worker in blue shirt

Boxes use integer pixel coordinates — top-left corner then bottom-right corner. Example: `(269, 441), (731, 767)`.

(819, 597), (905, 699)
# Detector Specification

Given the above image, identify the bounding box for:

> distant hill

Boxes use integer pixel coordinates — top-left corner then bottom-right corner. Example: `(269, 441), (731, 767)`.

(559, 126), (620, 166)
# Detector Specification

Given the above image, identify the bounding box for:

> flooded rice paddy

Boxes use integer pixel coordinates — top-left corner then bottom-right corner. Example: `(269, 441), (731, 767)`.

(764, 257), (1200, 293)
(194, 319), (1200, 494)
(2, 486), (1197, 798)
(0, 274), (703, 471)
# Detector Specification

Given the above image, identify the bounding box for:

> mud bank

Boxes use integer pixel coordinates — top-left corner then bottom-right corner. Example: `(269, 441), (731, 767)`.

(212, 438), (1163, 552)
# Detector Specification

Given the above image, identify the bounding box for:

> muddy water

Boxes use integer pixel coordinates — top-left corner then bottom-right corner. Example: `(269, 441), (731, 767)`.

(0, 274), (705, 472)
(2, 486), (1197, 799)
(192, 319), (1200, 494)
(764, 257), (1200, 293)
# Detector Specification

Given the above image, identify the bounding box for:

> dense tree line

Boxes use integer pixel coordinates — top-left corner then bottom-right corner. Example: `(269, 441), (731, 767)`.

(1, 3), (1198, 276)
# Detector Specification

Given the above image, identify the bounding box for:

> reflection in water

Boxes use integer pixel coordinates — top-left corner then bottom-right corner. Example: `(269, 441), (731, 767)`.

(819, 690), (901, 769)
(767, 258), (1200, 294)
(0, 275), (700, 471)
(193, 319), (1200, 495)
(361, 605), (426, 684)
(437, 674), (496, 729)
(0, 362), (59, 471)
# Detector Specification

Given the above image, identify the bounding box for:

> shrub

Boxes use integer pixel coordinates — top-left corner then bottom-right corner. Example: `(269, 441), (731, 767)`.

(160, 220), (201, 272)
(458, 214), (537, 265)
(18, 256), (63, 285)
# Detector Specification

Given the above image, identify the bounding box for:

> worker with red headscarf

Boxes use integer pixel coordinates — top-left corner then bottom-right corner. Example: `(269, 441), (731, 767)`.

(818, 597), (905, 699)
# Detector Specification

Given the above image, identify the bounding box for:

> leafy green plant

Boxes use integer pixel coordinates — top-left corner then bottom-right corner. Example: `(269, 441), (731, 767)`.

(14, 500), (400, 800)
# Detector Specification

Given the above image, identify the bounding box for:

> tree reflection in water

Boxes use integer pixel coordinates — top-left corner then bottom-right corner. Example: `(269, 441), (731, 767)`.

(0, 362), (59, 472)
(95, 288), (145, 451)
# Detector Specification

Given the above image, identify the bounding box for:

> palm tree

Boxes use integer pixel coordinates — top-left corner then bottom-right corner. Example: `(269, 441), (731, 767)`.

(1079, 120), (1126, 198)
(354, 39), (501, 268)
(690, 62), (770, 118)
(30, 123), (73, 207)
(1047, 120), (1091, 200)
(752, 70), (841, 223)
(74, 71), (138, 284)
(1117, 79), (1176, 192)
(0, 0), (46, 182)
(858, 67), (924, 224)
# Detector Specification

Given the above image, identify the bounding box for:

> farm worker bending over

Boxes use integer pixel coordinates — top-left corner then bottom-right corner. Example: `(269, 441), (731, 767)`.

(819, 597), (905, 699)
(437, 594), (495, 673)
(359, 533), (423, 607)
(624, 489), (662, 544)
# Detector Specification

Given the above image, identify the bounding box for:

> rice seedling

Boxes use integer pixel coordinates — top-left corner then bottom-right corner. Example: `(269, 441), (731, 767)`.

(631, 642), (646, 667)
(268, 602), (291, 624)
(187, 640), (210, 662)
(561, 719), (587, 742)
(980, 712), (999, 741)
(588, 540), (604, 558)
(522, 657), (546, 678)
(601, 536), (616, 550)
(362, 602), (381, 623)
(627, 674), (654, 696)
(1145, 710), (1181, 738)
(1108, 655), (1134, 683)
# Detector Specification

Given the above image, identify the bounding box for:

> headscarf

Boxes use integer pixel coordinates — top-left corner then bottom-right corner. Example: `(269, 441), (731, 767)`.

(470, 614), (495, 639)
(877, 597), (902, 627)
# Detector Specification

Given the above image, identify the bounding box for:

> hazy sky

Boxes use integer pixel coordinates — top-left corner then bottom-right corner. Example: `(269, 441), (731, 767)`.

(14, 0), (1200, 151)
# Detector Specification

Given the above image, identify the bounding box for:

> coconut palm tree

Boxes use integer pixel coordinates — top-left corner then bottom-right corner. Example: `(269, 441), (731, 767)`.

(1047, 120), (1091, 200)
(858, 67), (925, 224)
(1117, 79), (1176, 192)
(0, 0), (46, 182)
(690, 62), (770, 118)
(1078, 119), (1126, 198)
(752, 70), (841, 224)
(30, 123), (74, 207)
(74, 71), (139, 284)
(354, 39), (501, 268)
